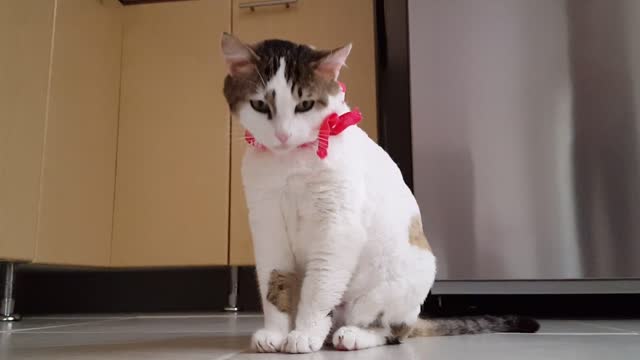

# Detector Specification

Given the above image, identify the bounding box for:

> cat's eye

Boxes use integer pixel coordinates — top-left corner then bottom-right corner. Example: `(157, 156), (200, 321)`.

(295, 100), (315, 113)
(250, 100), (270, 114)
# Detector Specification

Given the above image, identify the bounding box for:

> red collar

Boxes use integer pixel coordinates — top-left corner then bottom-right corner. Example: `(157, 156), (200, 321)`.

(314, 108), (362, 158)
(244, 82), (362, 159)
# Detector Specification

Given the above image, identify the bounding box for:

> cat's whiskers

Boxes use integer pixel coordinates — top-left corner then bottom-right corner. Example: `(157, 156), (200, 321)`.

(254, 65), (267, 88)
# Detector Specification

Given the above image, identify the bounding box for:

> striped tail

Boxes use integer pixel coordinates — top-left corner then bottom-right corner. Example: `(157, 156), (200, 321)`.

(410, 315), (540, 337)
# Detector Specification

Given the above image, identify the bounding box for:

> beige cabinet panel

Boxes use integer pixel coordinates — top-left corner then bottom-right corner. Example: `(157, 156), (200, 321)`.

(229, 0), (378, 264)
(33, 0), (122, 266)
(229, 133), (253, 265)
(112, 0), (231, 266)
(0, 0), (55, 261)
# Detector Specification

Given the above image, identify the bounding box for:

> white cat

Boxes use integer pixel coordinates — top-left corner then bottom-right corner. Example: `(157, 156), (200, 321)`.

(221, 33), (538, 354)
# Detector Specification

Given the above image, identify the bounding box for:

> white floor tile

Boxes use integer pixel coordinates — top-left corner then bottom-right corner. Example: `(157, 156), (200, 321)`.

(2, 315), (639, 360)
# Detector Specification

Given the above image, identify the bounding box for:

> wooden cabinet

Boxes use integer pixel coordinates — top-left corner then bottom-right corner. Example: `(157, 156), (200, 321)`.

(1, 0), (121, 266)
(34, 0), (122, 266)
(228, 0), (378, 264)
(1, 0), (377, 268)
(0, 0), (56, 262)
(111, 0), (231, 266)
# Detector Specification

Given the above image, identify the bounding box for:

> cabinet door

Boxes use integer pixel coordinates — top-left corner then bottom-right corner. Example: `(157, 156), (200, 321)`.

(34, 0), (122, 266)
(0, 0), (55, 261)
(112, 0), (231, 266)
(229, 0), (378, 264)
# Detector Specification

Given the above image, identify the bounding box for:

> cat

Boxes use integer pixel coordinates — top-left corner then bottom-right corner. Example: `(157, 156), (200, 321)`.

(220, 33), (539, 353)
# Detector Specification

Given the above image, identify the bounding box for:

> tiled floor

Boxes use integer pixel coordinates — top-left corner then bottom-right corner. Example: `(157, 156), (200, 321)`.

(2, 314), (639, 359)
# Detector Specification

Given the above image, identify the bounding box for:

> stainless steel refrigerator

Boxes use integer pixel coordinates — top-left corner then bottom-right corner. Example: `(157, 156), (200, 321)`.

(408, 0), (640, 293)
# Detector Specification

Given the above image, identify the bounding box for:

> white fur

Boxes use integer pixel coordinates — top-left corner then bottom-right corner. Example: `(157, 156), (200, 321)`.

(241, 58), (436, 353)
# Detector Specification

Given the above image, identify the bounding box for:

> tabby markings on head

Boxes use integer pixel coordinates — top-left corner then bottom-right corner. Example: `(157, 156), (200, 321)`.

(223, 38), (341, 112)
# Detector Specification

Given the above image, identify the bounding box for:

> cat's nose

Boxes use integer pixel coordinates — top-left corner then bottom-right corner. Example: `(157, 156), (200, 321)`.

(275, 132), (290, 144)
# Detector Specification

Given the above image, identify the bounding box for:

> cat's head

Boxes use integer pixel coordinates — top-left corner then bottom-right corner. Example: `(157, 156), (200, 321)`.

(221, 33), (351, 154)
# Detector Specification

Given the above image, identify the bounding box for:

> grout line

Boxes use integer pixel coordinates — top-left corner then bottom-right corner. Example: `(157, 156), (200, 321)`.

(24, 313), (261, 320)
(0, 318), (127, 334)
(16, 316), (130, 321)
(11, 330), (640, 336)
(499, 333), (638, 336)
(11, 330), (254, 335)
(215, 350), (246, 360)
(573, 320), (638, 333)
(133, 314), (262, 319)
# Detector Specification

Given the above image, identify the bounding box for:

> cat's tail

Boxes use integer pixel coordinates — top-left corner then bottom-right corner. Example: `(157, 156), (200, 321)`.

(410, 315), (540, 337)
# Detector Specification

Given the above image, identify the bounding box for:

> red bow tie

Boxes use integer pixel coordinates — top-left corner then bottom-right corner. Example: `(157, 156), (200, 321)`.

(314, 108), (362, 159)
(244, 82), (362, 159)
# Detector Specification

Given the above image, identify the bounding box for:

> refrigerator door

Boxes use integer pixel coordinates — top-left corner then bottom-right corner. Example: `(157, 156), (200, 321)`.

(409, 0), (640, 280)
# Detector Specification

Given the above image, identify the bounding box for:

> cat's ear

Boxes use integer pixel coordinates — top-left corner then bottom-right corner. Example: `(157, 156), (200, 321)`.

(315, 43), (352, 80)
(221, 32), (258, 76)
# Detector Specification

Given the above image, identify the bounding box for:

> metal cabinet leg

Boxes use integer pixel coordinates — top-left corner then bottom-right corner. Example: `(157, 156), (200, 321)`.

(224, 266), (239, 312)
(1, 263), (21, 322)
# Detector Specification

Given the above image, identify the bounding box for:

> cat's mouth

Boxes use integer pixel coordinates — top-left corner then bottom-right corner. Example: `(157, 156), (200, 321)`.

(272, 144), (291, 151)
(271, 140), (315, 153)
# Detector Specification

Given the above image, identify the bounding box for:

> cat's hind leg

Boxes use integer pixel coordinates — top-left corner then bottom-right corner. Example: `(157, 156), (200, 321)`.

(328, 294), (389, 350)
(332, 305), (421, 351)
(332, 326), (389, 351)
(332, 253), (434, 351)
(330, 293), (394, 351)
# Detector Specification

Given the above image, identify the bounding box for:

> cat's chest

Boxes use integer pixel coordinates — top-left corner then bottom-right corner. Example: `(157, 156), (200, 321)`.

(279, 172), (318, 264)
(243, 148), (357, 264)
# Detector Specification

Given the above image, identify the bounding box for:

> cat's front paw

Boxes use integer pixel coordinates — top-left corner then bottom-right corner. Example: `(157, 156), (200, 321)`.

(282, 330), (324, 353)
(251, 329), (285, 353)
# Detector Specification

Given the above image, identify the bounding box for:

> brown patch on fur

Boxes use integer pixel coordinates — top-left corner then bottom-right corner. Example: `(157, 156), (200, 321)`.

(308, 78), (339, 107)
(386, 323), (412, 345)
(367, 312), (385, 329)
(266, 270), (300, 314)
(222, 39), (341, 113)
(409, 318), (435, 337)
(223, 70), (261, 112)
(408, 215), (431, 252)
(390, 323), (411, 338)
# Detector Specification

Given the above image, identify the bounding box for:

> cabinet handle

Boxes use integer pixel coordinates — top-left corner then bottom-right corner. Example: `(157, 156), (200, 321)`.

(239, 0), (297, 12)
